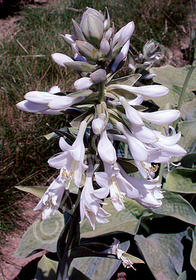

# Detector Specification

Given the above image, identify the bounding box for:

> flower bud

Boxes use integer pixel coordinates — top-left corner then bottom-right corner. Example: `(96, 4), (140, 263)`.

(76, 40), (100, 61)
(143, 39), (159, 60)
(100, 38), (111, 56)
(92, 118), (105, 135)
(80, 8), (104, 47)
(90, 69), (106, 84)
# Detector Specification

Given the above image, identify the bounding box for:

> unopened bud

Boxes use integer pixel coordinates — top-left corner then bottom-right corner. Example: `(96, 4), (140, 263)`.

(90, 69), (106, 84)
(92, 118), (105, 135)
(80, 8), (104, 47)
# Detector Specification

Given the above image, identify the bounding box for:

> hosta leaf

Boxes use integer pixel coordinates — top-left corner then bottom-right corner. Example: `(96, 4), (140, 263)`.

(34, 255), (58, 280)
(180, 153), (196, 168)
(177, 271), (187, 280)
(181, 98), (196, 120)
(117, 157), (138, 174)
(81, 199), (141, 238)
(164, 168), (196, 193)
(178, 120), (196, 153)
(190, 226), (196, 270)
(150, 65), (196, 108)
(135, 232), (186, 280)
(15, 212), (64, 258)
(65, 61), (98, 72)
(152, 191), (196, 225)
(69, 241), (129, 280)
(108, 73), (141, 86)
(16, 185), (47, 199)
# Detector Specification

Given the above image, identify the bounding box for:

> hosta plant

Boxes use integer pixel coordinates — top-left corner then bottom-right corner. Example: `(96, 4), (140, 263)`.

(15, 7), (196, 280)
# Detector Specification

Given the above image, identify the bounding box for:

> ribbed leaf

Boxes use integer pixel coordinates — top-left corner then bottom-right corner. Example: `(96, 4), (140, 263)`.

(135, 232), (186, 280)
(16, 185), (46, 199)
(65, 61), (98, 72)
(181, 98), (196, 121)
(190, 226), (196, 270)
(152, 191), (196, 225)
(178, 120), (196, 154)
(108, 74), (141, 86)
(81, 199), (142, 238)
(150, 65), (196, 108)
(69, 241), (129, 280)
(177, 271), (187, 280)
(164, 168), (196, 193)
(15, 212), (64, 258)
(34, 255), (58, 280)
(180, 153), (196, 168)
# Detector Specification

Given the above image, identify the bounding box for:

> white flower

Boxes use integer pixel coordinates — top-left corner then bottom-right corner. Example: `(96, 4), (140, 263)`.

(107, 84), (169, 98)
(115, 121), (186, 168)
(119, 96), (144, 126)
(119, 165), (163, 208)
(48, 94), (85, 110)
(34, 168), (68, 219)
(74, 77), (93, 91)
(113, 21), (135, 51)
(98, 130), (117, 166)
(111, 40), (130, 73)
(95, 164), (139, 211)
(48, 120), (88, 187)
(92, 118), (105, 135)
(80, 174), (110, 230)
(51, 53), (73, 67)
(16, 86), (62, 115)
(117, 249), (134, 269)
(96, 163), (163, 210)
(139, 110), (180, 125)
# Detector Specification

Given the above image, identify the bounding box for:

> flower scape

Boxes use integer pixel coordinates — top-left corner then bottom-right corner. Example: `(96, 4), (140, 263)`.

(16, 7), (189, 279)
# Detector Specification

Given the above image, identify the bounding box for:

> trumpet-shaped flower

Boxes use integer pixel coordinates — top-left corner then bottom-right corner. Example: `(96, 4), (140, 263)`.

(98, 130), (117, 166)
(16, 86), (63, 115)
(116, 121), (186, 169)
(92, 118), (105, 135)
(48, 120), (88, 187)
(95, 163), (162, 210)
(34, 168), (68, 219)
(80, 174), (110, 230)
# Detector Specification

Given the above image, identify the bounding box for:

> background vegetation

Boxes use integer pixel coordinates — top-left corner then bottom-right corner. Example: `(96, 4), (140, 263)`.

(0, 0), (194, 248)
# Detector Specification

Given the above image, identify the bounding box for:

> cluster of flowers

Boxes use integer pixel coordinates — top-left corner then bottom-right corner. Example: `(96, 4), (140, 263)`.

(17, 8), (186, 232)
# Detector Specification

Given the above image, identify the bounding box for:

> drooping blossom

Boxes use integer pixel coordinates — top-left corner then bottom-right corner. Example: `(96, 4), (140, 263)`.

(48, 120), (88, 187)
(80, 173), (110, 230)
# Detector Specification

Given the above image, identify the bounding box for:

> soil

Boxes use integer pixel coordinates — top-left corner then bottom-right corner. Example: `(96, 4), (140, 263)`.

(0, 196), (43, 280)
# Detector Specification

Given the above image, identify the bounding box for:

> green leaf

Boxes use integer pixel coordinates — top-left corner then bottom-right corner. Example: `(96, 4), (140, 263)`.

(108, 73), (141, 86)
(177, 271), (187, 280)
(164, 168), (196, 193)
(117, 157), (138, 174)
(152, 191), (196, 225)
(180, 153), (196, 168)
(15, 185), (47, 199)
(135, 232), (186, 280)
(181, 98), (196, 121)
(81, 199), (141, 238)
(178, 120), (196, 153)
(34, 255), (58, 280)
(190, 226), (196, 270)
(69, 241), (129, 280)
(65, 61), (98, 72)
(15, 212), (64, 258)
(150, 65), (196, 108)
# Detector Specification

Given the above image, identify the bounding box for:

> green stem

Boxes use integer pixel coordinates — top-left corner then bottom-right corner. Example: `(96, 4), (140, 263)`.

(158, 163), (165, 184)
(177, 65), (195, 111)
(97, 82), (105, 103)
